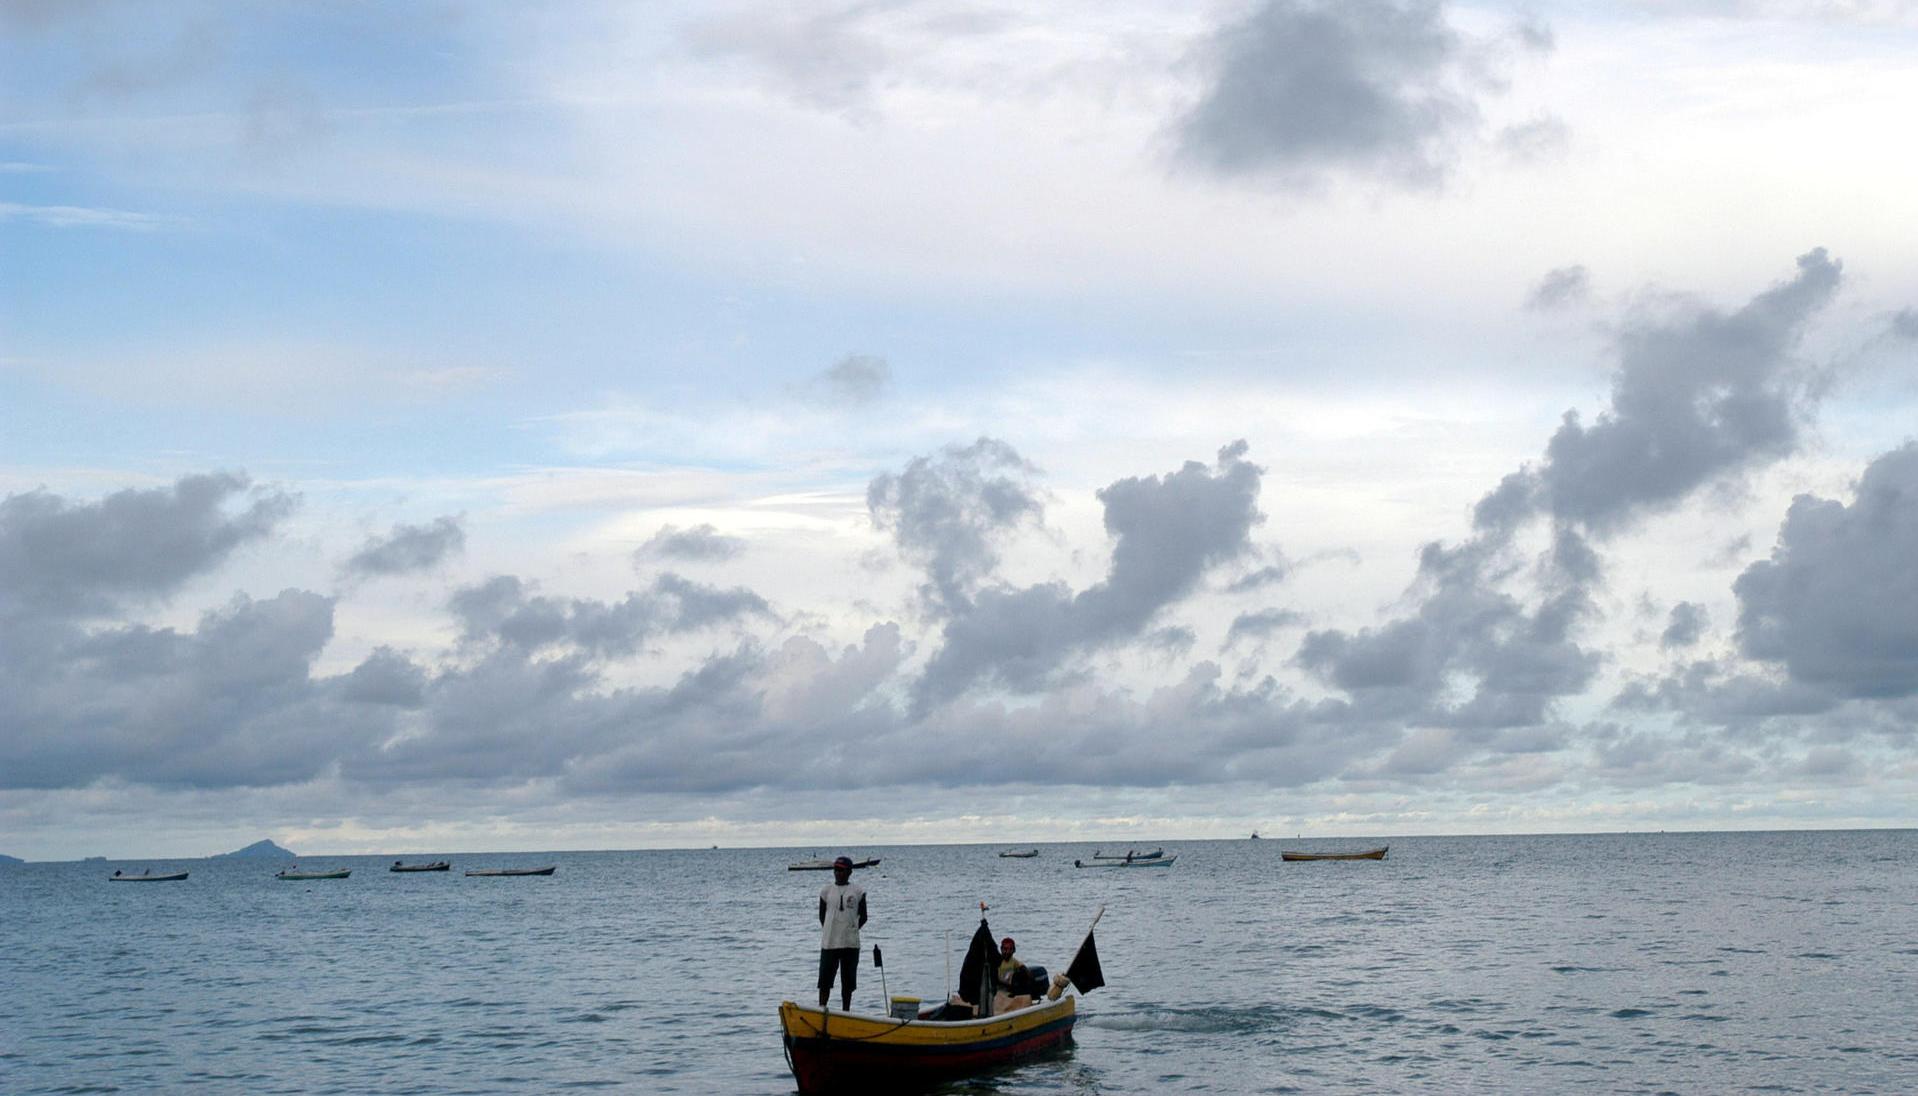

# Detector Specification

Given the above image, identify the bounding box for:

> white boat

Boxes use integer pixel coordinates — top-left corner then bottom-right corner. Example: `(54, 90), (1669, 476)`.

(998, 849), (1039, 858)
(1074, 855), (1176, 868)
(110, 870), (188, 882)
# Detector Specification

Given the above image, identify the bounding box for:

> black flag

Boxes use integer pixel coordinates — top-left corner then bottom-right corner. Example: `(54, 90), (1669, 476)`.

(956, 918), (996, 1006)
(1064, 927), (1105, 994)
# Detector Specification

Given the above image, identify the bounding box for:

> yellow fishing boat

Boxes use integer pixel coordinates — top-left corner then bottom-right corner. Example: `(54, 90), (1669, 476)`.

(779, 995), (1076, 1093)
(780, 906), (1106, 1093)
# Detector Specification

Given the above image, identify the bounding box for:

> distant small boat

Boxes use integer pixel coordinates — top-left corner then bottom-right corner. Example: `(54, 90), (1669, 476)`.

(465, 866), (556, 877)
(1249, 832), (1260, 840)
(390, 860), (450, 872)
(1281, 847), (1388, 861)
(999, 849), (1039, 858)
(787, 858), (880, 871)
(1074, 855), (1176, 868)
(1091, 848), (1162, 861)
(110, 870), (188, 882)
(276, 868), (351, 880)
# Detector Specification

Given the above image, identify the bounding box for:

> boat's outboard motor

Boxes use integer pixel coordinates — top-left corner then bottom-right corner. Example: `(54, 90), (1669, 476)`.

(1012, 964), (1048, 998)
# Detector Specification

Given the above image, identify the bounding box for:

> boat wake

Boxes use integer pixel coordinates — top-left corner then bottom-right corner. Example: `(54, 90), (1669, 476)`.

(1082, 1003), (1310, 1036)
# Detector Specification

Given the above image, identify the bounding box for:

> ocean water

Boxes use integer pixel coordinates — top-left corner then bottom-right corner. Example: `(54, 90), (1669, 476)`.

(3, 830), (1916, 1094)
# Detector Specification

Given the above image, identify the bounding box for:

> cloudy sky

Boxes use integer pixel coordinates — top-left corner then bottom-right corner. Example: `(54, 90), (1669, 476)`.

(4, 1), (1917, 859)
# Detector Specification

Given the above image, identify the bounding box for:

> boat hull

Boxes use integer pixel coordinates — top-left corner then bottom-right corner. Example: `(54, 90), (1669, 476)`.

(780, 997), (1074, 1095)
(110, 872), (188, 882)
(1074, 855), (1176, 868)
(464, 866), (555, 876)
(276, 870), (350, 880)
(391, 862), (450, 872)
(1281, 847), (1388, 861)
(788, 858), (881, 871)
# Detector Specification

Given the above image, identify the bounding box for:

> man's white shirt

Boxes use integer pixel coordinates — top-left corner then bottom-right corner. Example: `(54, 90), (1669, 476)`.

(819, 881), (865, 949)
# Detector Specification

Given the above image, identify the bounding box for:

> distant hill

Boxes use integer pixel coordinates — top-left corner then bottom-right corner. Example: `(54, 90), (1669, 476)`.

(0, 853), (23, 864)
(214, 839), (296, 859)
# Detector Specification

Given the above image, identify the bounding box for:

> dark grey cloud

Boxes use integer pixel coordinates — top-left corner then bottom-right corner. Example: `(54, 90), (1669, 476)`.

(1611, 659), (1837, 723)
(337, 646), (427, 707)
(1144, 626), (1197, 657)
(1496, 115), (1569, 163)
(1525, 264), (1590, 311)
(911, 441), (1264, 709)
(343, 515), (464, 578)
(1661, 602), (1709, 649)
(868, 437), (1044, 612)
(1177, 0), (1528, 188)
(1297, 522), (1601, 733)
(1225, 560), (1289, 593)
(359, 621), (909, 794)
(638, 523), (746, 563)
(1226, 608), (1307, 649)
(652, 572), (777, 631)
(1589, 724), (1756, 788)
(1514, 16), (1554, 51)
(0, 468), (1366, 801)
(815, 354), (891, 406)
(548, 653), (1386, 797)
(1734, 442), (1918, 698)
(1516, 248), (1840, 534)
(450, 572), (775, 658)
(0, 589), (405, 790)
(0, 472), (294, 622)
(1791, 746), (1862, 781)
(1291, 251), (1842, 737)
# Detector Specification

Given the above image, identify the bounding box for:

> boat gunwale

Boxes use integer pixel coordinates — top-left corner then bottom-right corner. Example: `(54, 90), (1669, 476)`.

(780, 994), (1074, 1036)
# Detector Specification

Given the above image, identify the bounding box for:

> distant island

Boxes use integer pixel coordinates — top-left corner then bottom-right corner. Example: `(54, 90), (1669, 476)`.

(214, 839), (296, 859)
(0, 853), (23, 864)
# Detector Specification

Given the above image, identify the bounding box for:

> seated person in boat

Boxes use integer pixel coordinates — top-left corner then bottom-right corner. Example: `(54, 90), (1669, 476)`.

(992, 937), (1048, 1011)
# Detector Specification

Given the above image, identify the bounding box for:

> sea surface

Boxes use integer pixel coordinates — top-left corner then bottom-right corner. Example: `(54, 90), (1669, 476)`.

(4, 830), (1917, 1094)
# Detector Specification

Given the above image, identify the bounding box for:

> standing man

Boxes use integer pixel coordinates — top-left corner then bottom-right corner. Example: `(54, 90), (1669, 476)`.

(817, 855), (868, 1010)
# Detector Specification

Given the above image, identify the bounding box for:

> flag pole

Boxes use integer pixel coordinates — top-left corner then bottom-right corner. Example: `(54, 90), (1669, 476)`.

(1055, 903), (1107, 999)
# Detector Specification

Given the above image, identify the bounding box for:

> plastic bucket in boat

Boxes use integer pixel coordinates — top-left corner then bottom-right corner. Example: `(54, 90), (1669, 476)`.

(889, 996), (920, 1020)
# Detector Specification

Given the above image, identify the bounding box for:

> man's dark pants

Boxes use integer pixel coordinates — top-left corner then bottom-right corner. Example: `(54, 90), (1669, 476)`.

(818, 947), (858, 1007)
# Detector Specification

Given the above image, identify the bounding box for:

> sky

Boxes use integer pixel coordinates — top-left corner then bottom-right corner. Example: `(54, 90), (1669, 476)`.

(3, 1), (1917, 860)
